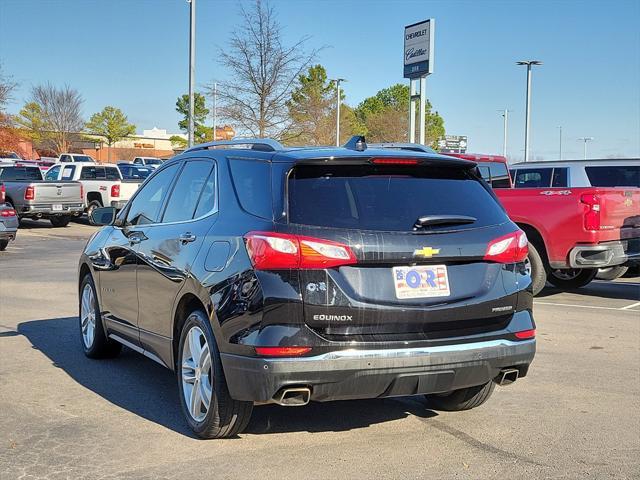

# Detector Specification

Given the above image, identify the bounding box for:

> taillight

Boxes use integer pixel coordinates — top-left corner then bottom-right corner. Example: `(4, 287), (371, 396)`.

(484, 230), (528, 263)
(514, 329), (536, 339)
(111, 184), (120, 198)
(0, 184), (5, 203)
(80, 184), (84, 200)
(371, 158), (420, 165)
(0, 208), (16, 217)
(255, 346), (312, 357)
(244, 231), (357, 270)
(24, 186), (35, 200)
(580, 193), (601, 231)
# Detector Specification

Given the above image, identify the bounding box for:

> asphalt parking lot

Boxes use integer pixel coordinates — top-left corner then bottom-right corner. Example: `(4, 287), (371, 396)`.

(1, 221), (639, 480)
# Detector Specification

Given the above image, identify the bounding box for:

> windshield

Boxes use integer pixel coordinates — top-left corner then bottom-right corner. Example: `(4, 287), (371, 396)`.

(74, 155), (95, 162)
(146, 159), (162, 165)
(288, 164), (507, 232)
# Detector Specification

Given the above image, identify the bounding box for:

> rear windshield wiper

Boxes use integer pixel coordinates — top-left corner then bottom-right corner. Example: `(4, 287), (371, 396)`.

(413, 215), (477, 230)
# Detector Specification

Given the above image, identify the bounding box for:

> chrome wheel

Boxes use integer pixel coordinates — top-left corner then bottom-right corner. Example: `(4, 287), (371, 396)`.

(551, 269), (581, 281)
(523, 256), (532, 276)
(80, 283), (96, 348)
(181, 326), (213, 422)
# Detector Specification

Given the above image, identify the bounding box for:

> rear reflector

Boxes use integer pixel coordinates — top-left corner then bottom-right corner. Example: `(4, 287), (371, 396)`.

(484, 230), (528, 263)
(255, 347), (312, 357)
(371, 158), (420, 165)
(244, 231), (357, 270)
(24, 186), (35, 200)
(514, 329), (536, 339)
(0, 209), (16, 217)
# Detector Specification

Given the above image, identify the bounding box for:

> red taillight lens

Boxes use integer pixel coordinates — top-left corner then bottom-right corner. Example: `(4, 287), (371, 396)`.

(371, 158), (420, 165)
(255, 346), (312, 357)
(244, 232), (357, 270)
(514, 329), (536, 339)
(580, 193), (601, 231)
(484, 230), (528, 263)
(1, 184), (5, 203)
(24, 186), (35, 200)
(0, 209), (16, 217)
(80, 184), (84, 200)
(111, 184), (120, 198)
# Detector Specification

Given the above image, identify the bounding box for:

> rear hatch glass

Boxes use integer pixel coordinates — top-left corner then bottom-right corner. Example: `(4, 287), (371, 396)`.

(287, 163), (517, 339)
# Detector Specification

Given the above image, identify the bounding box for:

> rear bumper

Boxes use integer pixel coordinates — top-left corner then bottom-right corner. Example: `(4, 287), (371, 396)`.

(565, 239), (640, 269)
(19, 203), (84, 217)
(221, 338), (536, 403)
(0, 229), (17, 241)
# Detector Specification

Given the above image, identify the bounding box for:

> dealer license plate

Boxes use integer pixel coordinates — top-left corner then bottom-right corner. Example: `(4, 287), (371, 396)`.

(392, 265), (451, 299)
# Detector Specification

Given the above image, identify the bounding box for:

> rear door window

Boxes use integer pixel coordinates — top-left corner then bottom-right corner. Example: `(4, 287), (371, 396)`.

(105, 167), (120, 180)
(288, 164), (507, 232)
(513, 168), (552, 188)
(551, 168), (568, 187)
(585, 166), (640, 187)
(61, 165), (75, 180)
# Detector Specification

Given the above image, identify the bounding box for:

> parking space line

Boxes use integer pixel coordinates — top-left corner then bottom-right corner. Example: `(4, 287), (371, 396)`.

(620, 301), (640, 310)
(535, 301), (639, 312)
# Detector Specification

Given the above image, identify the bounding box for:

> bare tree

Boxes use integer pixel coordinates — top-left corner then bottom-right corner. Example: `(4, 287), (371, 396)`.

(0, 65), (16, 112)
(211, 1), (319, 139)
(29, 83), (84, 153)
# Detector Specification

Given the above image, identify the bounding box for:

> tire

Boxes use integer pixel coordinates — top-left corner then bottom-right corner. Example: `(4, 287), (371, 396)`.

(86, 200), (102, 226)
(596, 266), (628, 281)
(0, 239), (8, 251)
(50, 216), (71, 227)
(79, 274), (122, 358)
(547, 268), (597, 290)
(525, 243), (547, 296)
(177, 310), (253, 439)
(425, 381), (496, 411)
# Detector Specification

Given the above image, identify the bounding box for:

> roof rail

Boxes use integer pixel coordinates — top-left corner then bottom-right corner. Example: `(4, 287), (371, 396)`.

(343, 135), (367, 151)
(184, 138), (285, 153)
(369, 142), (435, 153)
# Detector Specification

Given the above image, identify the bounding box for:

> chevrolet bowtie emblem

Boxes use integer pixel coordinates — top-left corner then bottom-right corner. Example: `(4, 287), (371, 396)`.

(414, 246), (440, 258)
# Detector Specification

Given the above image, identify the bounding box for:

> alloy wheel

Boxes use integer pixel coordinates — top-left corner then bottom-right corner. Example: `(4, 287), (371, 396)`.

(80, 283), (96, 348)
(181, 326), (213, 422)
(551, 269), (581, 281)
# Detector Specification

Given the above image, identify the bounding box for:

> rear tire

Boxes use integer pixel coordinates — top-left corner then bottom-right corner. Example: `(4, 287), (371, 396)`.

(425, 381), (495, 411)
(596, 266), (628, 281)
(177, 310), (253, 439)
(0, 239), (8, 251)
(525, 243), (547, 296)
(50, 216), (70, 227)
(79, 274), (122, 359)
(547, 268), (597, 290)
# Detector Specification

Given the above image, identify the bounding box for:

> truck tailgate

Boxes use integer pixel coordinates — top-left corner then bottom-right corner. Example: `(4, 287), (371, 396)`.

(119, 180), (141, 202)
(34, 182), (82, 203)
(600, 189), (640, 239)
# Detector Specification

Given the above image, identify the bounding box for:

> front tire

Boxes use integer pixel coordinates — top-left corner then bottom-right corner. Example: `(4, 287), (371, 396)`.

(425, 381), (495, 411)
(547, 268), (597, 290)
(50, 216), (71, 227)
(177, 310), (253, 439)
(79, 274), (122, 358)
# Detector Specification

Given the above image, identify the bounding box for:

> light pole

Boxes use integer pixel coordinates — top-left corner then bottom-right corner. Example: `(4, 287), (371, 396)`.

(187, 0), (196, 147)
(334, 78), (345, 146)
(498, 109), (510, 157)
(558, 126), (563, 159)
(516, 60), (542, 162)
(212, 82), (217, 141)
(578, 137), (594, 160)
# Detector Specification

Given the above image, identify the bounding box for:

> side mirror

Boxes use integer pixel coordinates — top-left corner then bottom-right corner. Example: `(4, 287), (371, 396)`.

(90, 206), (117, 226)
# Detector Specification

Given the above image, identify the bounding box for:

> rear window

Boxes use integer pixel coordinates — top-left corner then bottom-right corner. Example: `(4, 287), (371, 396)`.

(0, 167), (43, 181)
(73, 155), (95, 162)
(585, 166), (640, 187)
(288, 164), (507, 232)
(476, 161), (511, 188)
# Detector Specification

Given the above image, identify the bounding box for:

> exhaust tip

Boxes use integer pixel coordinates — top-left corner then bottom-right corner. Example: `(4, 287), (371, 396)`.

(495, 368), (519, 386)
(273, 387), (311, 406)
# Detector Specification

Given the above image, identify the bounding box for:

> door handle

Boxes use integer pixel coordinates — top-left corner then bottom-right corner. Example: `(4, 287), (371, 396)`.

(179, 232), (197, 244)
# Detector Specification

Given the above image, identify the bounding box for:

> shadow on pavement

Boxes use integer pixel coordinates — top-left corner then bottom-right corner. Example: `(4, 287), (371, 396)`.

(17, 316), (437, 438)
(536, 280), (640, 301)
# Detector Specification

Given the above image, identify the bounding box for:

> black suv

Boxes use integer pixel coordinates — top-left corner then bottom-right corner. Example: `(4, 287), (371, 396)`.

(79, 137), (535, 439)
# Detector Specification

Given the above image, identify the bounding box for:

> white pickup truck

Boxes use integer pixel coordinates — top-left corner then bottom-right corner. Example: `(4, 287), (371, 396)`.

(45, 163), (142, 223)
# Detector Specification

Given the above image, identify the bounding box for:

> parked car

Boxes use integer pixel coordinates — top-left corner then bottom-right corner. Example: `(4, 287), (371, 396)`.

(0, 151), (22, 164)
(132, 156), (164, 169)
(79, 137), (536, 439)
(57, 153), (97, 163)
(117, 163), (153, 180)
(0, 186), (18, 250)
(0, 165), (84, 227)
(45, 163), (142, 223)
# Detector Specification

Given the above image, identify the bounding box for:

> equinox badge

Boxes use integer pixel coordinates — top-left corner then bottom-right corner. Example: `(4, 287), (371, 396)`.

(413, 246), (440, 258)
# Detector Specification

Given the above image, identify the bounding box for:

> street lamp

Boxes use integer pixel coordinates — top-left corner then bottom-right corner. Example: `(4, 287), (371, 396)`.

(333, 78), (346, 146)
(578, 137), (594, 160)
(558, 126), (563, 160)
(516, 60), (542, 162)
(498, 109), (510, 157)
(187, 0), (196, 147)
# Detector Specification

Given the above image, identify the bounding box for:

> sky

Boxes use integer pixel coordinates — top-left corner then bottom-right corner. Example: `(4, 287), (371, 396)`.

(1, 0), (639, 161)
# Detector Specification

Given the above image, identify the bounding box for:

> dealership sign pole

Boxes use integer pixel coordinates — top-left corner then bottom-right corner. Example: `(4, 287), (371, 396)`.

(404, 19), (434, 145)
